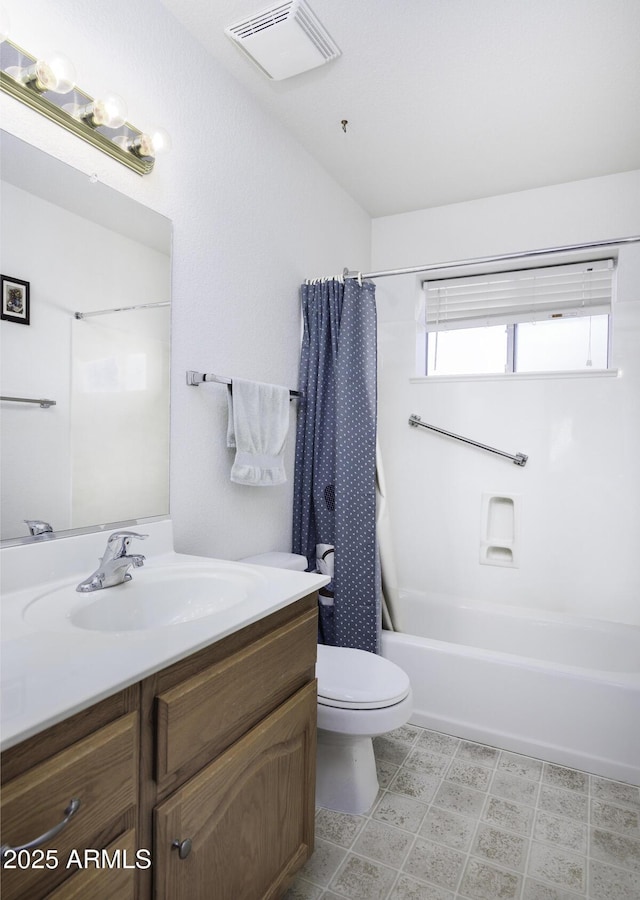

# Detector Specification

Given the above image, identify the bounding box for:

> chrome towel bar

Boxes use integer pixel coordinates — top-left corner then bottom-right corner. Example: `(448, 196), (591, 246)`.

(1, 395), (56, 409)
(409, 414), (528, 467)
(186, 370), (302, 398)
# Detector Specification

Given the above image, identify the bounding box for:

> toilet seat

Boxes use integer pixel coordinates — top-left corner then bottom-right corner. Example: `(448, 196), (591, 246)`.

(316, 644), (411, 710)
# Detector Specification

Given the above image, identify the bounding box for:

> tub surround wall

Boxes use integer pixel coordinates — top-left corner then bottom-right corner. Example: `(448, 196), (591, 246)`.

(0, 0), (371, 561)
(373, 170), (640, 627)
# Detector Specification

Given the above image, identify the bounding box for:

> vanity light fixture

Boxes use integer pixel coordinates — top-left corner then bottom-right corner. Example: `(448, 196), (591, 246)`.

(0, 34), (169, 175)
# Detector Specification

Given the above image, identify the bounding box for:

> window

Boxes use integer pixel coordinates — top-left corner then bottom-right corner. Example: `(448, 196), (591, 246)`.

(426, 325), (507, 376)
(419, 259), (613, 376)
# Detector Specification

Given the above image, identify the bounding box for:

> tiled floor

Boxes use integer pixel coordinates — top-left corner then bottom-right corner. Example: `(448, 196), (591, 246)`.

(284, 724), (640, 900)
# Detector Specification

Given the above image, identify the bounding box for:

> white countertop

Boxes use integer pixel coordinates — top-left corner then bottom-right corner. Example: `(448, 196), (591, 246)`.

(0, 521), (327, 751)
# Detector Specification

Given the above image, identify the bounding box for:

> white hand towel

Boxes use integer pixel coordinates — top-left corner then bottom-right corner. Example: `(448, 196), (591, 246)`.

(226, 378), (290, 486)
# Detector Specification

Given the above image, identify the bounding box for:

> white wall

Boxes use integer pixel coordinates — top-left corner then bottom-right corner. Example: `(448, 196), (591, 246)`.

(373, 171), (640, 627)
(0, 0), (371, 558)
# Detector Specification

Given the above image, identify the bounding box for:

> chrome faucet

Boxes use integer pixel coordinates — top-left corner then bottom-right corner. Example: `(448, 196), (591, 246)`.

(76, 531), (148, 593)
(25, 519), (54, 538)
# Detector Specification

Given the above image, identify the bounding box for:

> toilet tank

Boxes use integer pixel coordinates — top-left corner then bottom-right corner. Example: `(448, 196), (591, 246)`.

(239, 551), (308, 571)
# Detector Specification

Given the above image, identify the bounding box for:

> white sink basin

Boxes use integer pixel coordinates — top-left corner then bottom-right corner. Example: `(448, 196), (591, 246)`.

(22, 564), (267, 633)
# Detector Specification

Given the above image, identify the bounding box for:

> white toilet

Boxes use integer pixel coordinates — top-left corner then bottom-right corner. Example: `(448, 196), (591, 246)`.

(240, 551), (413, 814)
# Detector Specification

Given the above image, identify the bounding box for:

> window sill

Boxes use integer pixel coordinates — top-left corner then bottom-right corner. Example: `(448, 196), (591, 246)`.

(410, 368), (620, 384)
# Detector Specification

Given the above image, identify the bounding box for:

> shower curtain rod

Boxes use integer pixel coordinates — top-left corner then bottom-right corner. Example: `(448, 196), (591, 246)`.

(343, 235), (640, 281)
(74, 301), (170, 319)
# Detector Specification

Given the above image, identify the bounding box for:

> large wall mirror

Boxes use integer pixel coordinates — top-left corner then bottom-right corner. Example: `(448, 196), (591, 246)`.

(0, 130), (171, 543)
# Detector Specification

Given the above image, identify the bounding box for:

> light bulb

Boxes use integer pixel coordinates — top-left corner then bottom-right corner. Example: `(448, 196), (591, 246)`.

(70, 93), (128, 129)
(100, 93), (127, 128)
(148, 127), (172, 156)
(128, 132), (154, 159)
(39, 51), (76, 93)
(9, 50), (76, 94)
(119, 126), (171, 160)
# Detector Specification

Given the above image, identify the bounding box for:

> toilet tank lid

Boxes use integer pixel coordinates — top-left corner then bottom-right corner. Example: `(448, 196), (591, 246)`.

(316, 644), (410, 707)
(239, 552), (308, 571)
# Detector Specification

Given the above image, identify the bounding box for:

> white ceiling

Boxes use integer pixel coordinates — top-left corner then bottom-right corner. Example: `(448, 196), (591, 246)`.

(161, 0), (640, 218)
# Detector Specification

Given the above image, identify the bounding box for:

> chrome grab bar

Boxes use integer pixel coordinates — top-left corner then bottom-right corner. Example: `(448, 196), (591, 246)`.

(409, 414), (528, 467)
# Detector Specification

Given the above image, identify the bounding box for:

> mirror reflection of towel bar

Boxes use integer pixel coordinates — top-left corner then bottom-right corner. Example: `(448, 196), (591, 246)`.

(1, 395), (56, 409)
(409, 414), (527, 466)
(186, 370), (303, 399)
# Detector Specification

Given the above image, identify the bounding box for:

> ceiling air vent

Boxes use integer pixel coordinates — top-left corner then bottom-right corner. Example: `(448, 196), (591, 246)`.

(225, 1), (341, 81)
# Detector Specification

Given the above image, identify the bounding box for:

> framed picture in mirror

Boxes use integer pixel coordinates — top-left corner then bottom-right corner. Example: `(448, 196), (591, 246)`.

(1, 275), (30, 325)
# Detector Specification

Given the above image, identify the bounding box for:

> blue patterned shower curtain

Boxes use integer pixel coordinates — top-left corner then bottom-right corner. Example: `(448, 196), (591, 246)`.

(293, 278), (380, 653)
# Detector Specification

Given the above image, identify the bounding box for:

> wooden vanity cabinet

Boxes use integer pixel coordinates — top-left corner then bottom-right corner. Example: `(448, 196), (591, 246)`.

(1, 593), (318, 900)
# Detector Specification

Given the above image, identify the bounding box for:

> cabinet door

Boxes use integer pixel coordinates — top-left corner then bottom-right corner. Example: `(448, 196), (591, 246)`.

(154, 681), (316, 900)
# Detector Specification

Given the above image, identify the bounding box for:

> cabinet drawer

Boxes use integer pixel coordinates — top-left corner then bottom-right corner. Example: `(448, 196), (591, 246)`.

(45, 829), (138, 900)
(1, 713), (138, 900)
(156, 607), (317, 782)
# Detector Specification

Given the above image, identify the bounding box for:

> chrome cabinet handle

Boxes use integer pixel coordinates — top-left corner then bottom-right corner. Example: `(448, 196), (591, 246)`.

(0, 799), (81, 865)
(172, 838), (192, 859)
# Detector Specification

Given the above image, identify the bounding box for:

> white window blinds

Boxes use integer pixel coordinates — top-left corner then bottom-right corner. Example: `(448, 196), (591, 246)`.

(419, 259), (614, 332)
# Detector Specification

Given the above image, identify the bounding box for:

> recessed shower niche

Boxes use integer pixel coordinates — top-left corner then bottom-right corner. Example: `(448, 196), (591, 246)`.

(480, 493), (520, 567)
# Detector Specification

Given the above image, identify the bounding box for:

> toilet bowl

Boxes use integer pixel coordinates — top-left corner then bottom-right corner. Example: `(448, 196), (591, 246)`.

(240, 551), (413, 814)
(315, 643), (412, 813)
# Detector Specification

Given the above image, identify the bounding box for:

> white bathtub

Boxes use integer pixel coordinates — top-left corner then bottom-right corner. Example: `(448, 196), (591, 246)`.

(382, 590), (640, 785)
